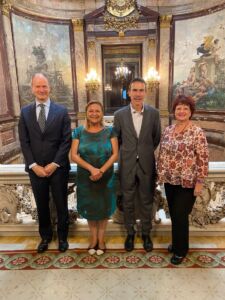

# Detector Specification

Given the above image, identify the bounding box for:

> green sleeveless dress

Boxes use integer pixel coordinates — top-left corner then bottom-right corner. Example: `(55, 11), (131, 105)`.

(72, 126), (117, 220)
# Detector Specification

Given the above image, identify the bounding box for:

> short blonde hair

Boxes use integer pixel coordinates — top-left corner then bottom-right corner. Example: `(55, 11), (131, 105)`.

(85, 100), (104, 129)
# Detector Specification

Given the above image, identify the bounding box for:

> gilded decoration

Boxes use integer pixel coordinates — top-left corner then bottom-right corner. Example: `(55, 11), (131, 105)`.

(72, 19), (83, 31)
(160, 15), (172, 28)
(0, 0), (11, 17)
(104, 0), (139, 36)
(87, 41), (95, 49)
(148, 38), (156, 48)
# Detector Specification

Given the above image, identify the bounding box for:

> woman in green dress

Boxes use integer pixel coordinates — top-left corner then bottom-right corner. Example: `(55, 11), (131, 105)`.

(71, 101), (118, 255)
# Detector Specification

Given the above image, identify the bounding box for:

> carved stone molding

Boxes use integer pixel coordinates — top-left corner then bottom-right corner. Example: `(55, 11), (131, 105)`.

(160, 15), (172, 28)
(0, 184), (21, 223)
(1, 163), (225, 228)
(72, 19), (83, 32)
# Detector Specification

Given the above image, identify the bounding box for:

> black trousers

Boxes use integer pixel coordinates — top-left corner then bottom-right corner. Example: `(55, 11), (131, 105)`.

(29, 168), (69, 241)
(122, 161), (155, 235)
(164, 183), (196, 257)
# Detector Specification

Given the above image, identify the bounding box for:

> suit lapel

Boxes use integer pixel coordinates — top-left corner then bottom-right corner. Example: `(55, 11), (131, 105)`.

(126, 105), (138, 138)
(45, 101), (56, 131)
(30, 103), (42, 132)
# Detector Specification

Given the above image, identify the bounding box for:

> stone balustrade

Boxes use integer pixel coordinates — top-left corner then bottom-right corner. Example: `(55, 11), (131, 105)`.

(0, 162), (225, 236)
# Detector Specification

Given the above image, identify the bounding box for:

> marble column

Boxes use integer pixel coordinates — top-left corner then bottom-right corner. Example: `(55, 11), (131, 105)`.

(159, 15), (172, 128)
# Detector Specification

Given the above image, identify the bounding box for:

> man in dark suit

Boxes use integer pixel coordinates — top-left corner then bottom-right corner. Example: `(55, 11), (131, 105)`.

(114, 78), (161, 252)
(18, 73), (71, 253)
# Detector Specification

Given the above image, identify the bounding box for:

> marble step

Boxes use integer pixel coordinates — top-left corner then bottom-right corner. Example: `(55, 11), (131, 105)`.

(0, 219), (225, 236)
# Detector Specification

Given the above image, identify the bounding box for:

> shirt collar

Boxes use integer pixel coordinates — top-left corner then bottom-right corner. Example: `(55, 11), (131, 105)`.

(35, 98), (50, 108)
(130, 103), (144, 114)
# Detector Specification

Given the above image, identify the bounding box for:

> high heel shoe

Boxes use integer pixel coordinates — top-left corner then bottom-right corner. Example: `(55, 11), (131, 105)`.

(96, 243), (106, 256)
(88, 243), (98, 255)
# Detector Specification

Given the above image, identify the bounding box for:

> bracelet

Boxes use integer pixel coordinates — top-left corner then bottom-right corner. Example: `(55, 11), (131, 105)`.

(196, 178), (204, 184)
(99, 170), (104, 174)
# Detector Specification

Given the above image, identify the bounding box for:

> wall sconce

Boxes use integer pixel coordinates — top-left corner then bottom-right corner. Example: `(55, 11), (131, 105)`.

(144, 67), (160, 91)
(104, 83), (112, 91)
(85, 69), (100, 92)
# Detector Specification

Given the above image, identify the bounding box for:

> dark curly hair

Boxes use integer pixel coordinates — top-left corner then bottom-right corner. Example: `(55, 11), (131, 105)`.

(172, 95), (195, 118)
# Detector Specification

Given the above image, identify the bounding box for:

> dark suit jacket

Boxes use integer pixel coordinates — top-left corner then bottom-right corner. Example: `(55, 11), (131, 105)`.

(114, 104), (161, 179)
(18, 101), (71, 172)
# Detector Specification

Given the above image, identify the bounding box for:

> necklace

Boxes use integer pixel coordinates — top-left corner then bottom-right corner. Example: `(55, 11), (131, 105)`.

(173, 121), (191, 136)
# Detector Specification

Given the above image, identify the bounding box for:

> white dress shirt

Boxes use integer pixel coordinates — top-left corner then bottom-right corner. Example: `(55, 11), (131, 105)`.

(130, 104), (144, 138)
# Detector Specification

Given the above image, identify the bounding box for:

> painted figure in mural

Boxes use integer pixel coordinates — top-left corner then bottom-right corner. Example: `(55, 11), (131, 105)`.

(71, 101), (118, 255)
(114, 78), (161, 252)
(18, 73), (71, 253)
(175, 66), (196, 96)
(197, 36), (221, 60)
(157, 95), (209, 265)
(193, 62), (215, 101)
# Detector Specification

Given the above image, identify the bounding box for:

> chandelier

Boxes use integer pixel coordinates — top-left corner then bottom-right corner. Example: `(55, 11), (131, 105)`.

(114, 60), (131, 81)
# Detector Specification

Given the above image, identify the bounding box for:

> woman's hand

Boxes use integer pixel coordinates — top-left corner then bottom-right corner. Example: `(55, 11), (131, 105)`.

(194, 182), (203, 197)
(89, 167), (103, 181)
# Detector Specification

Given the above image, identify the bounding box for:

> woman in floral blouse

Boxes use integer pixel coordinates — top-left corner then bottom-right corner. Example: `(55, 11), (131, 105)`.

(157, 95), (209, 265)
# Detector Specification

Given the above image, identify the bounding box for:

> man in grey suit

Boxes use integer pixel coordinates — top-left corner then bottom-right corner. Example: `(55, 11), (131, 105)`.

(114, 78), (161, 252)
(18, 73), (71, 253)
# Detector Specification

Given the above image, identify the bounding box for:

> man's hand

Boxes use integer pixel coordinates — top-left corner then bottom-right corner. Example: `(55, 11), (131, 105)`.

(32, 165), (47, 177)
(44, 163), (58, 177)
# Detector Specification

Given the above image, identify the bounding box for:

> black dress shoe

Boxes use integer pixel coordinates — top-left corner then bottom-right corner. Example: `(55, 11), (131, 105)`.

(142, 235), (153, 252)
(167, 244), (173, 253)
(37, 239), (51, 253)
(58, 240), (69, 252)
(170, 254), (184, 265)
(125, 234), (135, 251)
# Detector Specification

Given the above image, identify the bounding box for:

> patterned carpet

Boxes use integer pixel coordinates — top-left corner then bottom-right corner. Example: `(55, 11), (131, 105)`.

(1, 248), (225, 270)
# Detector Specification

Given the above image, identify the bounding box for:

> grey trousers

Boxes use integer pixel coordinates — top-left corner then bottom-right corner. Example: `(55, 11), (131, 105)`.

(121, 161), (155, 235)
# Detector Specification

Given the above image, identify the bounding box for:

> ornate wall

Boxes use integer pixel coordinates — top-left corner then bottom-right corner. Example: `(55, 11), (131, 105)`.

(0, 0), (225, 162)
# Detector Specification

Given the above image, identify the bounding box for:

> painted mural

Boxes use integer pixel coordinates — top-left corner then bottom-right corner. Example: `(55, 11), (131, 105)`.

(11, 14), (74, 110)
(173, 9), (225, 111)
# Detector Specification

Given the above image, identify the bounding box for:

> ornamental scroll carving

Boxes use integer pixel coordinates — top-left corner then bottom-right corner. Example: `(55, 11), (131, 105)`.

(112, 181), (225, 228)
(0, 184), (21, 223)
(0, 178), (225, 227)
(0, 184), (78, 224)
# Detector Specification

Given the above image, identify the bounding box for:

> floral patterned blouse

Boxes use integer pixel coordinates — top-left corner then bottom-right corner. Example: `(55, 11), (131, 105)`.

(157, 123), (209, 188)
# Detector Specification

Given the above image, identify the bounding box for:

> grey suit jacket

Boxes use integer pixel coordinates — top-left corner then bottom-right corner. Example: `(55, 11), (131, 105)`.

(114, 104), (161, 179)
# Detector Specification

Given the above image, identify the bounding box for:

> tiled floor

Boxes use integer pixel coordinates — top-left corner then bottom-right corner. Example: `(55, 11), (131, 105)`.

(1, 235), (225, 300)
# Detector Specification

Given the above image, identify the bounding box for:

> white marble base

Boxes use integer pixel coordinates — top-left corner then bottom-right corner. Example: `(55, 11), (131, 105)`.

(1, 219), (225, 236)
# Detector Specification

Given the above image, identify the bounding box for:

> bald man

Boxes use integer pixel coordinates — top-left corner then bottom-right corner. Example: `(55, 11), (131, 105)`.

(18, 73), (71, 253)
